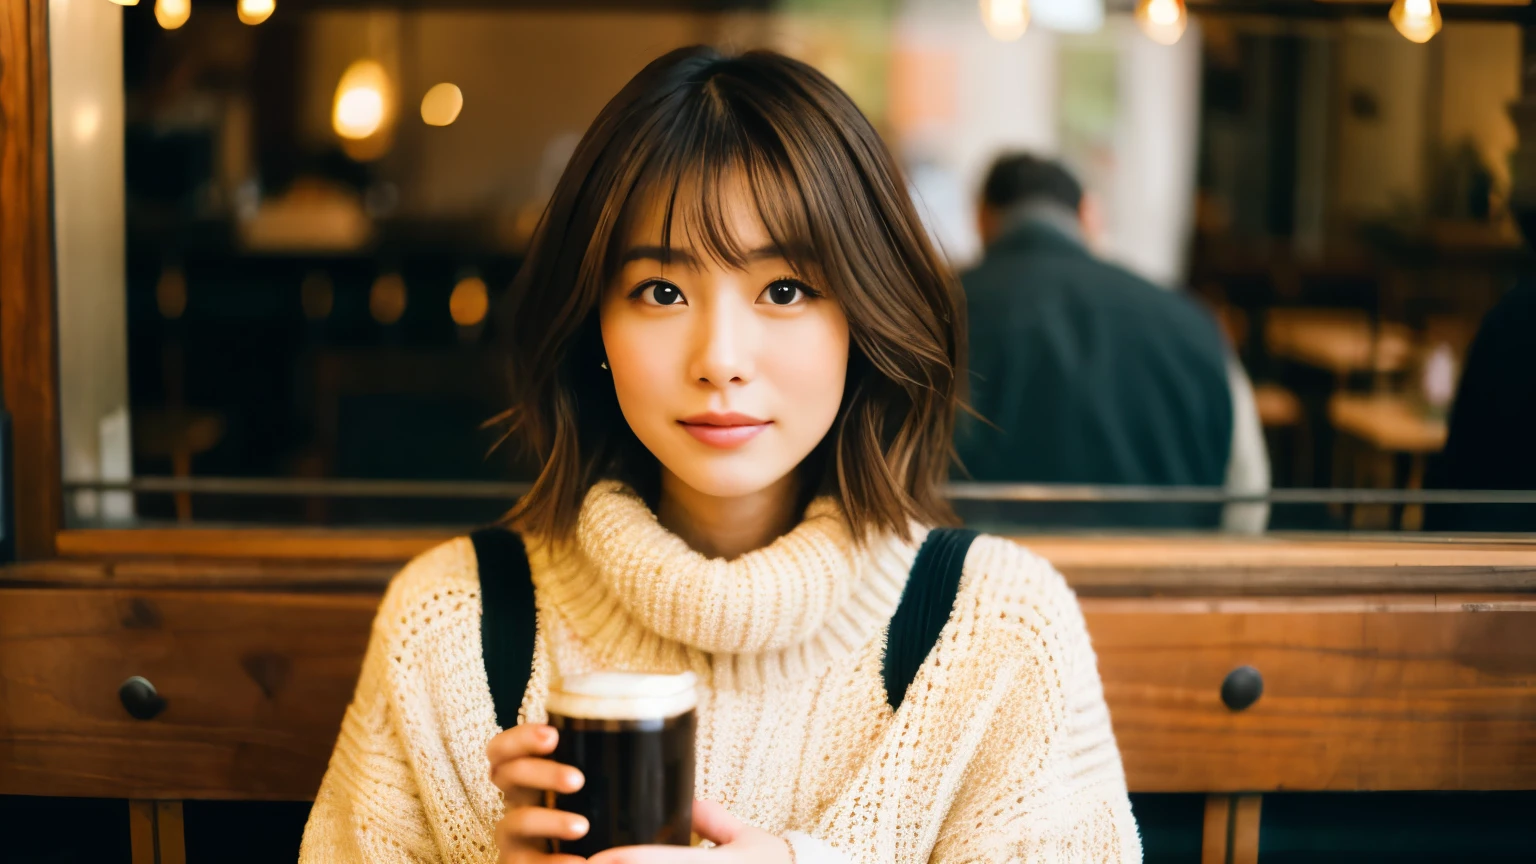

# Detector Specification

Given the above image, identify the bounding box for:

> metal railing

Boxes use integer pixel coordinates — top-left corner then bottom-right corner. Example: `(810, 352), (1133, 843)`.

(61, 477), (1536, 505)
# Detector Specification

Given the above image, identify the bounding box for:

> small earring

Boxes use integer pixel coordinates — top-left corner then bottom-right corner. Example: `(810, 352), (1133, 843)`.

(599, 360), (609, 370)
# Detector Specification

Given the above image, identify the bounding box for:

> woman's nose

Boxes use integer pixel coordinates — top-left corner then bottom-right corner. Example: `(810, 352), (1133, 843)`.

(690, 296), (757, 386)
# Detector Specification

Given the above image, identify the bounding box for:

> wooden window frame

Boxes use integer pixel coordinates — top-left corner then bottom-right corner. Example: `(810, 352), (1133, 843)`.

(0, 0), (61, 561)
(4, 12), (1536, 861)
(3, 0), (1536, 579)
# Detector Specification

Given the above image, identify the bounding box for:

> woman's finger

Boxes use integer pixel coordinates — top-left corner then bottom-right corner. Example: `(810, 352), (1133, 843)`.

(500, 853), (586, 864)
(487, 724), (558, 766)
(586, 847), (719, 864)
(490, 757), (585, 796)
(691, 799), (743, 846)
(498, 851), (586, 864)
(497, 806), (591, 847)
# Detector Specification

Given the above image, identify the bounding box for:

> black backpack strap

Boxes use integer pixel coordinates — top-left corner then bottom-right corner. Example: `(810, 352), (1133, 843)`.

(883, 527), (980, 711)
(470, 527), (537, 730)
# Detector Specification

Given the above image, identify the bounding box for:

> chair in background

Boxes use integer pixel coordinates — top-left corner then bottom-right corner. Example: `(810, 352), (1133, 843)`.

(132, 409), (226, 523)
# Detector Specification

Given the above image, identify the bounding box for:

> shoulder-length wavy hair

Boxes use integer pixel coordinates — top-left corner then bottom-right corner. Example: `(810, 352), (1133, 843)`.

(498, 45), (963, 542)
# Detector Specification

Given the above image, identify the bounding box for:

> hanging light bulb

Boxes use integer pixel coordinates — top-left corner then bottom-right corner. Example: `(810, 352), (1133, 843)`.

(107, 0), (140, 7)
(1136, 0), (1188, 46)
(154, 0), (190, 30)
(332, 60), (391, 141)
(979, 0), (1030, 42)
(237, 0), (275, 26)
(1390, 0), (1442, 44)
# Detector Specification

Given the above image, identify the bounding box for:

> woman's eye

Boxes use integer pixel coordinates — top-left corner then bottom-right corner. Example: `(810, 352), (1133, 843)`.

(760, 279), (815, 307)
(635, 281), (686, 307)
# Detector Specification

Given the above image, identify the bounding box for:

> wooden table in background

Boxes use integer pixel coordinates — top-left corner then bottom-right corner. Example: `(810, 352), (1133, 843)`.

(1329, 394), (1448, 455)
(1267, 309), (1413, 380)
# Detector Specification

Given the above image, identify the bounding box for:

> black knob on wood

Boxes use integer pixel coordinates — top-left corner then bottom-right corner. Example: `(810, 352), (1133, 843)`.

(1220, 666), (1264, 712)
(119, 676), (166, 720)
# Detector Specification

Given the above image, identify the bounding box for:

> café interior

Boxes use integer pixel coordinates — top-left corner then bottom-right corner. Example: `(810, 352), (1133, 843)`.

(1, 0), (1534, 861)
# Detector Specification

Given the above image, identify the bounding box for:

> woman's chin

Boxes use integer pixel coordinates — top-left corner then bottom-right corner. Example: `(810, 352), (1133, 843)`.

(660, 458), (798, 503)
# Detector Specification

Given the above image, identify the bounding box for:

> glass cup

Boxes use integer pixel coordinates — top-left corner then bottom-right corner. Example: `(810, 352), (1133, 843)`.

(545, 671), (697, 856)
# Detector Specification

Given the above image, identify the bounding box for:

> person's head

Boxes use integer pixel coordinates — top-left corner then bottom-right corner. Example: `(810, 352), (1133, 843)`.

(500, 46), (962, 543)
(977, 153), (1096, 248)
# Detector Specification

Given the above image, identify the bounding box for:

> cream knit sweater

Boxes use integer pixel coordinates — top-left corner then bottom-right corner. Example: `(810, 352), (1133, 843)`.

(301, 483), (1141, 863)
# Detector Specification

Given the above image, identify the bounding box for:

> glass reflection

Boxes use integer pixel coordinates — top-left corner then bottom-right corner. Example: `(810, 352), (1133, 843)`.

(49, 1), (1535, 534)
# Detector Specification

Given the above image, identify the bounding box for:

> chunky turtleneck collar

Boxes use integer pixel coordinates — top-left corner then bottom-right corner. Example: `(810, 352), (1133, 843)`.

(528, 481), (923, 666)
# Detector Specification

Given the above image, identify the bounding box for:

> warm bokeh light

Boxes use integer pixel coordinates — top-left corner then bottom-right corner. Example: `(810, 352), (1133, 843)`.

(449, 276), (489, 327)
(156, 267), (187, 320)
(336, 88), (385, 139)
(420, 83), (465, 127)
(237, 0), (275, 26)
(1390, 0), (1442, 44)
(301, 272), (335, 321)
(1136, 0), (1188, 46)
(333, 60), (391, 142)
(369, 273), (408, 325)
(979, 0), (1029, 42)
(154, 0), (190, 30)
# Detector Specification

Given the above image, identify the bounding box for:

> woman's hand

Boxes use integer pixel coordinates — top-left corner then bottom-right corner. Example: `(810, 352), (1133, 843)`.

(585, 800), (793, 864)
(487, 724), (590, 864)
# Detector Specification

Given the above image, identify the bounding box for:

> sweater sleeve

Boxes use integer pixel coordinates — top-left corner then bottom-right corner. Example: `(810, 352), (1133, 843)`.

(300, 571), (449, 863)
(787, 830), (858, 864)
(931, 540), (1142, 863)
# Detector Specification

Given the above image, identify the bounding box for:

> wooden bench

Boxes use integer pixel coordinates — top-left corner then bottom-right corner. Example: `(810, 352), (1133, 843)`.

(5, 533), (1535, 864)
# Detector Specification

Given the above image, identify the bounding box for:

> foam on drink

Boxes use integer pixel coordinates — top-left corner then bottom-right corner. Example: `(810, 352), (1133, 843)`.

(546, 672), (698, 723)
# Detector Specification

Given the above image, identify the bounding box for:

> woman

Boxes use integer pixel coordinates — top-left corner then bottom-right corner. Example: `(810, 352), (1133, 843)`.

(301, 46), (1139, 864)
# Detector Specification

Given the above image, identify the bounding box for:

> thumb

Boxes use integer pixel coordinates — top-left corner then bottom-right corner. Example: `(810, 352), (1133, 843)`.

(692, 799), (743, 846)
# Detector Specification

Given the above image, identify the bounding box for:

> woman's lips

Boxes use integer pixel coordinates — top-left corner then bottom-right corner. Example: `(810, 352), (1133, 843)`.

(678, 413), (771, 449)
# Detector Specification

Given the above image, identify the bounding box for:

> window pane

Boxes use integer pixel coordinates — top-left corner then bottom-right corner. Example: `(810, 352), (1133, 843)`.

(51, 3), (1536, 535)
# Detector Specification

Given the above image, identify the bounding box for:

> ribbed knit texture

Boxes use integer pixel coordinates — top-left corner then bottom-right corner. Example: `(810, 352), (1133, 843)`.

(301, 482), (1141, 863)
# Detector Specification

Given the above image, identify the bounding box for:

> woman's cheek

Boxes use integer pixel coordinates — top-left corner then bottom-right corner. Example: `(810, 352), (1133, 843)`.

(773, 315), (849, 431)
(611, 351), (670, 424)
(603, 320), (674, 432)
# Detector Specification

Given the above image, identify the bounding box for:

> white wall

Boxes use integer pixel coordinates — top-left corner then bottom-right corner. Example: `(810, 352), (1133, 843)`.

(49, 0), (133, 522)
(1107, 17), (1202, 287)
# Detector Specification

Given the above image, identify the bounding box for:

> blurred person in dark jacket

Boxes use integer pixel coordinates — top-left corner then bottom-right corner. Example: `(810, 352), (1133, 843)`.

(956, 154), (1268, 531)
(1424, 279), (1536, 531)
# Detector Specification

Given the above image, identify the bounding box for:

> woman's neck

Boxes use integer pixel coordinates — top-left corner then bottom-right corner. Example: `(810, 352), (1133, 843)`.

(656, 470), (800, 560)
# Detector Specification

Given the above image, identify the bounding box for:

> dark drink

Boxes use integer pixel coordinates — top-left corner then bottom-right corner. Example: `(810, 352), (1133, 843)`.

(546, 672), (697, 856)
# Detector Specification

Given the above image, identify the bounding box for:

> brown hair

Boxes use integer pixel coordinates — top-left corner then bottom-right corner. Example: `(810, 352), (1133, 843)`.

(498, 45), (963, 542)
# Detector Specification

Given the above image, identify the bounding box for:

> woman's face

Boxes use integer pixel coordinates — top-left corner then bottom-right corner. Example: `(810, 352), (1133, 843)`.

(600, 181), (850, 501)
